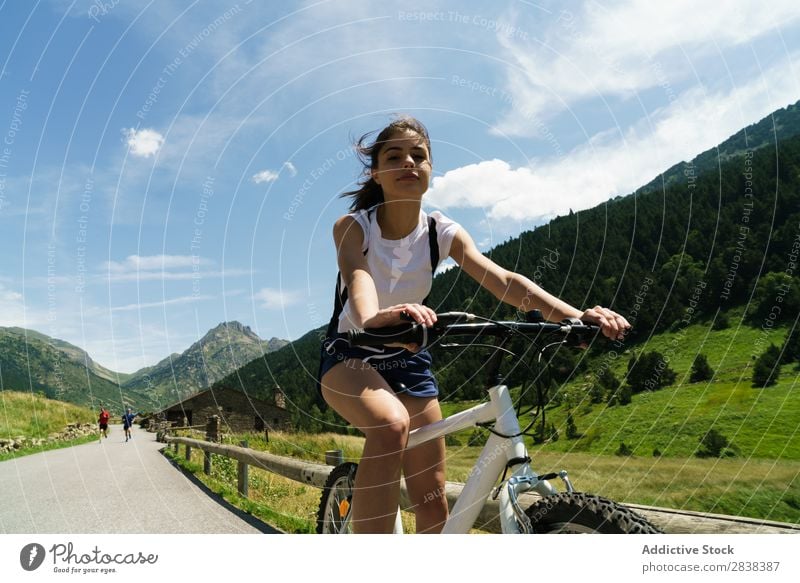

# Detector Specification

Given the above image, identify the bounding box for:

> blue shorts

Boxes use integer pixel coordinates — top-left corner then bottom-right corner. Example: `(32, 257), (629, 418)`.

(317, 334), (439, 398)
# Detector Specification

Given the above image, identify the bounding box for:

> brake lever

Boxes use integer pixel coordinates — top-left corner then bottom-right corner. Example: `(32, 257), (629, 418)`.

(559, 317), (598, 349)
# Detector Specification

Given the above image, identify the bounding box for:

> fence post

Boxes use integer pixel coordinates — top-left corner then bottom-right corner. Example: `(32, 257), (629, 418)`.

(203, 450), (212, 475)
(206, 415), (220, 442)
(325, 449), (344, 466)
(237, 440), (249, 497)
(185, 443), (192, 461)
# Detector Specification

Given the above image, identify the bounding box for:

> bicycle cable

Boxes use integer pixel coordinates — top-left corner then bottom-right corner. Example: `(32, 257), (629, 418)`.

(475, 336), (567, 440)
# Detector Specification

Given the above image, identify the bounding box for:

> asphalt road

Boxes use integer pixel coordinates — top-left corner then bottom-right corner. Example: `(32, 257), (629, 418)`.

(0, 425), (279, 534)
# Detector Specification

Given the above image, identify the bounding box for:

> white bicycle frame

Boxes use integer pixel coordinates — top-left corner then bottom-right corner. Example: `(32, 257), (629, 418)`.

(387, 382), (567, 534)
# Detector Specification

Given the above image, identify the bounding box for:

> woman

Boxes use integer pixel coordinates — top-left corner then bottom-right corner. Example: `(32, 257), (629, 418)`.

(319, 116), (629, 533)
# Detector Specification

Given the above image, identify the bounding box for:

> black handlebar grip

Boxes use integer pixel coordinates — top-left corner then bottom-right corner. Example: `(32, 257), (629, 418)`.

(347, 324), (425, 347)
(561, 319), (601, 347)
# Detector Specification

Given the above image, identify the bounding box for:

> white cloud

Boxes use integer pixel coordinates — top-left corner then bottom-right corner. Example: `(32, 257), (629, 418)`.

(0, 285), (23, 302)
(104, 269), (252, 283)
(96, 255), (251, 283)
(109, 295), (214, 312)
(123, 128), (165, 158)
(0, 284), (31, 327)
(429, 53), (800, 222)
(252, 169), (280, 184)
(103, 254), (209, 272)
(253, 162), (298, 183)
(283, 161), (298, 177)
(254, 288), (301, 310)
(495, 0), (800, 131)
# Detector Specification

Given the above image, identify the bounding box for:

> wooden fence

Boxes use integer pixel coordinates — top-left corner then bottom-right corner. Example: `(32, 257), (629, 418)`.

(161, 426), (800, 534)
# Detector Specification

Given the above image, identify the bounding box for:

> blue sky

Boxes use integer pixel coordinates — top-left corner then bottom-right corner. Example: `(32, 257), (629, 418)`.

(1, 0), (798, 373)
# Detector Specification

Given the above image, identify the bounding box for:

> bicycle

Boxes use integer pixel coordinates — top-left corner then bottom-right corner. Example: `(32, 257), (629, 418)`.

(316, 310), (662, 534)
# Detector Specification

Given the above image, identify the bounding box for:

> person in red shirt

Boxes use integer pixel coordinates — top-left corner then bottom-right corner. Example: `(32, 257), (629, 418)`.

(98, 406), (110, 440)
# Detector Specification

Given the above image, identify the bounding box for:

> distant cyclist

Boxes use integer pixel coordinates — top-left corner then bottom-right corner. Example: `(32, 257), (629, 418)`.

(98, 406), (110, 440)
(122, 408), (137, 442)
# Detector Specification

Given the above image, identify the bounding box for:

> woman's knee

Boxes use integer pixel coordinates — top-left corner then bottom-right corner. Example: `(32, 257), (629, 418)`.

(364, 411), (410, 453)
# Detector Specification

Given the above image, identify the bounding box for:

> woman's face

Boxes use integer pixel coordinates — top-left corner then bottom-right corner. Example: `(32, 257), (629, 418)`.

(371, 130), (431, 202)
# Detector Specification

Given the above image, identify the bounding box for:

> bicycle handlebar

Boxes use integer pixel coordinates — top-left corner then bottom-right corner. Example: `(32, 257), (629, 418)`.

(346, 312), (600, 349)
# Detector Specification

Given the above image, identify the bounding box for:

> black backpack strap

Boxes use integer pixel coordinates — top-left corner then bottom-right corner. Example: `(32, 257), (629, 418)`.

(422, 215), (439, 306)
(323, 208), (374, 340)
(324, 272), (347, 341)
(428, 215), (439, 271)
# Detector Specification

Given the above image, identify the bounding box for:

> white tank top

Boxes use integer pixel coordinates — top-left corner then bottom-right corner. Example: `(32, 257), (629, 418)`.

(337, 208), (460, 333)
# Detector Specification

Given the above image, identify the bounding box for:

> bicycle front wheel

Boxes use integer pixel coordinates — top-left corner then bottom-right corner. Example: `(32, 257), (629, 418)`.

(316, 462), (358, 534)
(525, 492), (662, 533)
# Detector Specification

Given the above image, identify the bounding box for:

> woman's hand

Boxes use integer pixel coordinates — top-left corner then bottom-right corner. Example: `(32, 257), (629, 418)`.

(362, 303), (437, 351)
(580, 305), (631, 341)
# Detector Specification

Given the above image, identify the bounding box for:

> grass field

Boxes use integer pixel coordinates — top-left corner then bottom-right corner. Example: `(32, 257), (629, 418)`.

(0, 390), (99, 461)
(0, 390), (96, 438)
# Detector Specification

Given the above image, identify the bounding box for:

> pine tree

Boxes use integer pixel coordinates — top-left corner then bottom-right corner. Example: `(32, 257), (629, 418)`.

(615, 442), (633, 456)
(752, 345), (782, 388)
(626, 351), (676, 393)
(782, 325), (800, 364)
(607, 383), (632, 406)
(565, 412), (579, 439)
(690, 354), (714, 382)
(696, 428), (731, 458)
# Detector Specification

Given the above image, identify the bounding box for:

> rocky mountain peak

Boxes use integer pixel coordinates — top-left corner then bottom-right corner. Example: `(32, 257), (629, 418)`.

(207, 321), (258, 340)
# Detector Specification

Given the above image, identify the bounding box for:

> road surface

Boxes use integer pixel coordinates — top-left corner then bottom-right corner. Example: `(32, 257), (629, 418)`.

(0, 424), (278, 533)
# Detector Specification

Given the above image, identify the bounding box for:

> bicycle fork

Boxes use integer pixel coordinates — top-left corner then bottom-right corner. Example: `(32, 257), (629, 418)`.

(448, 383), (573, 534)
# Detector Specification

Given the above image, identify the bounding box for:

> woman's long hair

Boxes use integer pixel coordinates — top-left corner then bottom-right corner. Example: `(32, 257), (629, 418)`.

(341, 116), (432, 212)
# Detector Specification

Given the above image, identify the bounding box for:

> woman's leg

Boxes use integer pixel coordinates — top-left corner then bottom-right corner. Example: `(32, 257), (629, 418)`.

(397, 393), (448, 533)
(321, 360), (410, 533)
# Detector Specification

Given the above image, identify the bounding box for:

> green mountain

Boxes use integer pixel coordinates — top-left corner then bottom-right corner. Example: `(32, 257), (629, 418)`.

(121, 321), (289, 407)
(221, 99), (800, 429)
(1, 327), (133, 384)
(637, 100), (800, 195)
(0, 322), (289, 411)
(0, 327), (154, 410)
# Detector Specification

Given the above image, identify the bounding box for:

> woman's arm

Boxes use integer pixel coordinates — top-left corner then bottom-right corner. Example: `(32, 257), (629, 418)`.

(333, 215), (378, 329)
(333, 215), (435, 329)
(448, 227), (628, 339)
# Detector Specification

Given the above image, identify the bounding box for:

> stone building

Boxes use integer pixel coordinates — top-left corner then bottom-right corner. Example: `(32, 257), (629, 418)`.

(158, 386), (292, 433)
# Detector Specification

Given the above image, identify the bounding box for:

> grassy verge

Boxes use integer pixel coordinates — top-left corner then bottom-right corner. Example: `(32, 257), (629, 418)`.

(0, 390), (99, 461)
(163, 444), (316, 533)
(0, 390), (96, 438)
